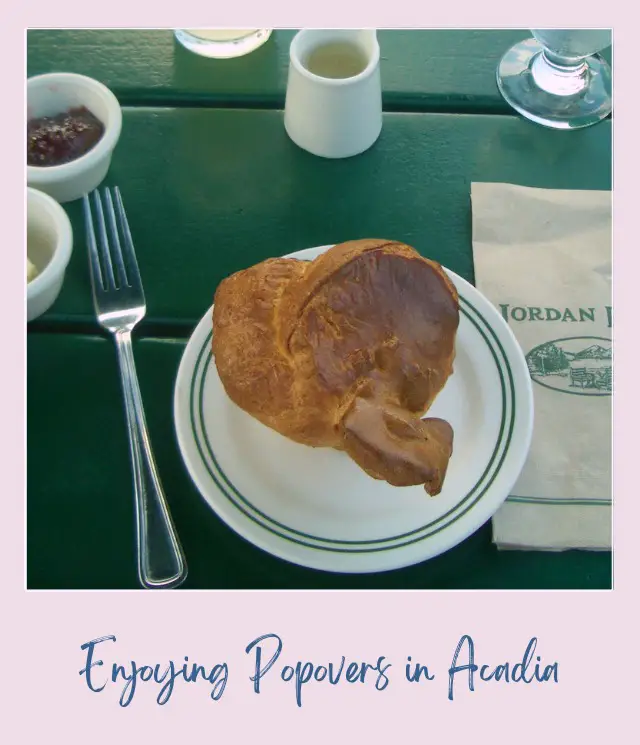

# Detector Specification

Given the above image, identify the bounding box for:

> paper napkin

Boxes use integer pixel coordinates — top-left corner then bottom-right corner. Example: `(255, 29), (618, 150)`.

(471, 182), (612, 550)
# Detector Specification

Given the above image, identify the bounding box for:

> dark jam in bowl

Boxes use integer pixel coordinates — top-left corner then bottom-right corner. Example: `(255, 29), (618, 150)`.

(27, 106), (105, 167)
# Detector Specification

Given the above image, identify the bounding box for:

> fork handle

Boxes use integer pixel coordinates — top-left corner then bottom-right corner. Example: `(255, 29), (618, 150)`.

(114, 330), (188, 589)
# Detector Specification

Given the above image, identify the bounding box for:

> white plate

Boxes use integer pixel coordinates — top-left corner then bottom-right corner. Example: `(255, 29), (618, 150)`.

(174, 246), (534, 573)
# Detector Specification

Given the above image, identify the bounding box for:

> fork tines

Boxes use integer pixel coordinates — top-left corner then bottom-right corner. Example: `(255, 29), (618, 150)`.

(83, 187), (143, 296)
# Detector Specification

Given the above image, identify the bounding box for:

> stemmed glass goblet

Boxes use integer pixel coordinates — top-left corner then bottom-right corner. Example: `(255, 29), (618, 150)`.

(497, 29), (612, 129)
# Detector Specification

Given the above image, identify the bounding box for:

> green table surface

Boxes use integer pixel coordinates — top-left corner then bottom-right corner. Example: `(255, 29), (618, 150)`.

(27, 30), (613, 589)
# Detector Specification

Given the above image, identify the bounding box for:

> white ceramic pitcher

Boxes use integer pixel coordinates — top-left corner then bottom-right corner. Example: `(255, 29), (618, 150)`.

(284, 29), (382, 159)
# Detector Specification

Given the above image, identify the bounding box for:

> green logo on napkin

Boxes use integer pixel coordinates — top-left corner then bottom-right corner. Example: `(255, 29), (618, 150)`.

(525, 336), (612, 396)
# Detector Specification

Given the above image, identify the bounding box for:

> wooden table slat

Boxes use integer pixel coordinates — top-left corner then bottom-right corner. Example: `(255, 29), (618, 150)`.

(28, 108), (612, 333)
(27, 29), (552, 112)
(27, 333), (611, 589)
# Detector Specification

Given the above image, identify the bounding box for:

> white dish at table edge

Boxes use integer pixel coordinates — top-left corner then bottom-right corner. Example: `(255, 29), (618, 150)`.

(174, 245), (534, 574)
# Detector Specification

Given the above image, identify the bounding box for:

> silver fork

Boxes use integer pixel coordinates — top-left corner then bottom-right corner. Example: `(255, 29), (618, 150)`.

(84, 186), (188, 590)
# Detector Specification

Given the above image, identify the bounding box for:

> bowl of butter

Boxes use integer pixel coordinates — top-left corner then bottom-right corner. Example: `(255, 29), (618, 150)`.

(27, 187), (73, 321)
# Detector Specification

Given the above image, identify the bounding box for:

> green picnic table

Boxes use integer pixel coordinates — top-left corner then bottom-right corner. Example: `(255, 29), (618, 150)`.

(27, 29), (612, 589)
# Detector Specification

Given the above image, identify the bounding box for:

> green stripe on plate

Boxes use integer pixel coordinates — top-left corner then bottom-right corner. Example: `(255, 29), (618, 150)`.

(506, 496), (612, 506)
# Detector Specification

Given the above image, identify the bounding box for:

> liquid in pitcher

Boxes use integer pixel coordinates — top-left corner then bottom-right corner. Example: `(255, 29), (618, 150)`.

(304, 41), (369, 79)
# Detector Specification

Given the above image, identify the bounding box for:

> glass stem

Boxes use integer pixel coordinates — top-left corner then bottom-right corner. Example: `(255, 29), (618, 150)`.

(531, 49), (590, 96)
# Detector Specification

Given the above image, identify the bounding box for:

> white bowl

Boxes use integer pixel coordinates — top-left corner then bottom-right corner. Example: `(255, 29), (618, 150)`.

(27, 187), (73, 321)
(27, 73), (122, 203)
